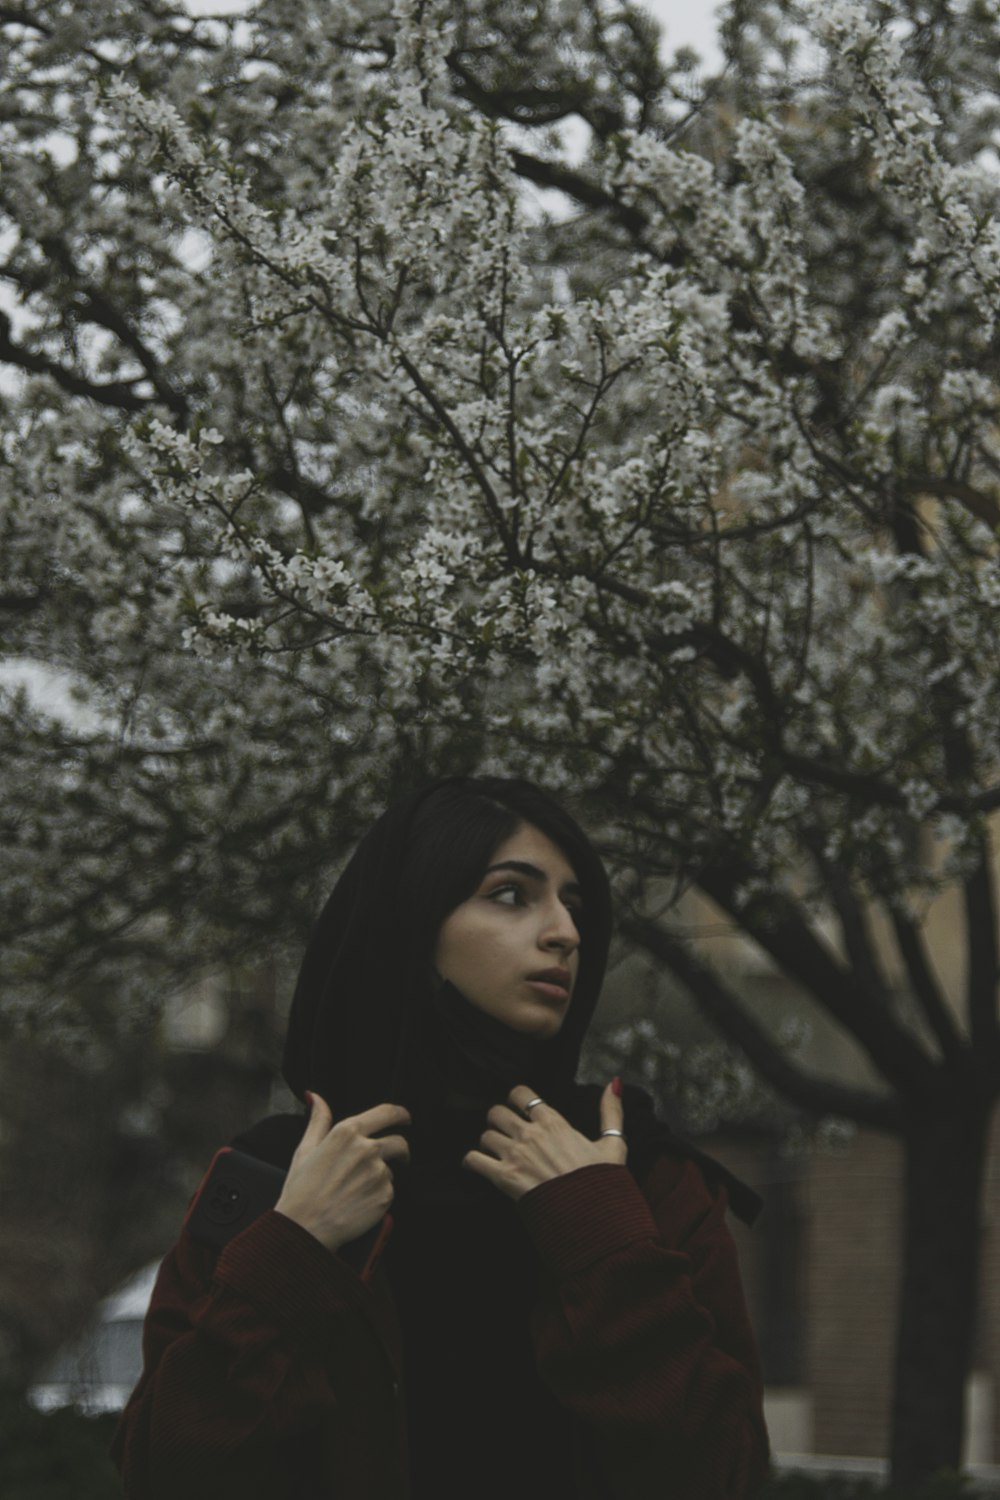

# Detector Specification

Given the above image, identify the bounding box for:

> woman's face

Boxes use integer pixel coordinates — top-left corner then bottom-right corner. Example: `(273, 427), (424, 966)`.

(433, 822), (582, 1038)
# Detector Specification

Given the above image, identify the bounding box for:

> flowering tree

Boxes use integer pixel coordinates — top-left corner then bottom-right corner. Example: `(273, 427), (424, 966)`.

(3, 0), (1000, 1480)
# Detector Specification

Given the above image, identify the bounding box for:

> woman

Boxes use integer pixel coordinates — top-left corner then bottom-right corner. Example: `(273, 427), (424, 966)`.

(112, 776), (770, 1500)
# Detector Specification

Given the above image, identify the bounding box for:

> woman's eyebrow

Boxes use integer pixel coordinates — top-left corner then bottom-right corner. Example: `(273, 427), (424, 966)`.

(483, 859), (583, 899)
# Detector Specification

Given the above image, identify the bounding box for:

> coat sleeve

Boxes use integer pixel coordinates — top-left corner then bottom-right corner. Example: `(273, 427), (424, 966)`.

(109, 1205), (378, 1500)
(516, 1153), (771, 1500)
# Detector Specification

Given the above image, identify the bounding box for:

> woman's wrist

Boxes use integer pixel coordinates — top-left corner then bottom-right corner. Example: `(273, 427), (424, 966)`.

(273, 1202), (345, 1254)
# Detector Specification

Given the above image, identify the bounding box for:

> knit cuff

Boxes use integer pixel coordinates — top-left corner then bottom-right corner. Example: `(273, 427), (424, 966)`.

(212, 1209), (369, 1333)
(517, 1163), (660, 1277)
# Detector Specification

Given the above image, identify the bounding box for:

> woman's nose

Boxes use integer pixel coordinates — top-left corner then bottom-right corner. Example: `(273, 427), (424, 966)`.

(541, 903), (579, 953)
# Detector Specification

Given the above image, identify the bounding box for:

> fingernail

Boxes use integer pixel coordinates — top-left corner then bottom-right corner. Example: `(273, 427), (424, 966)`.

(611, 1077), (622, 1098)
(305, 1090), (316, 1110)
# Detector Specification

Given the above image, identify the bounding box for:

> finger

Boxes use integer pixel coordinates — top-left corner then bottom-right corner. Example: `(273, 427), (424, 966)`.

(462, 1149), (505, 1185)
(512, 1086), (560, 1122)
(509, 1085), (550, 1119)
(302, 1090), (334, 1145)
(487, 1104), (525, 1134)
(351, 1102), (413, 1136)
(375, 1134), (411, 1164)
(477, 1130), (508, 1158)
(599, 1079), (625, 1137)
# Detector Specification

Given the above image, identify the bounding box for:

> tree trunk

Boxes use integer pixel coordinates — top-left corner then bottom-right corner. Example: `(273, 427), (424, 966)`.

(889, 1097), (993, 1487)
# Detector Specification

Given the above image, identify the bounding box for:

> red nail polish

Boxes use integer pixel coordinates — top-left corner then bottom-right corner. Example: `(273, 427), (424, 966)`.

(305, 1090), (316, 1110)
(611, 1077), (622, 1098)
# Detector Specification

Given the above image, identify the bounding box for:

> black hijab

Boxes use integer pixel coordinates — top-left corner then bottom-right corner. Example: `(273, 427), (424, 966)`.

(238, 775), (760, 1225)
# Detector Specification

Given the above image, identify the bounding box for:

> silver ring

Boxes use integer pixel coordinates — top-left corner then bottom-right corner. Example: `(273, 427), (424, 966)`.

(523, 1097), (544, 1113)
(600, 1128), (626, 1138)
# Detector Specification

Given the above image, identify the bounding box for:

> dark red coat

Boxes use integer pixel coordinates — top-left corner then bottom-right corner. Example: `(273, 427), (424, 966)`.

(111, 1149), (770, 1499)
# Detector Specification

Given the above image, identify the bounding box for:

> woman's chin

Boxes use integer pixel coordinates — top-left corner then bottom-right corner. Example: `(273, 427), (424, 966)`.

(505, 1005), (567, 1038)
(456, 981), (569, 1037)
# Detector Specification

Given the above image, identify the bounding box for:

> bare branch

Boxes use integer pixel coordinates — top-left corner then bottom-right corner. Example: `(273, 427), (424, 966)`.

(0, 313), (156, 413)
(697, 865), (943, 1102)
(963, 842), (1000, 1065)
(806, 842), (892, 1008)
(508, 149), (648, 238)
(620, 911), (903, 1131)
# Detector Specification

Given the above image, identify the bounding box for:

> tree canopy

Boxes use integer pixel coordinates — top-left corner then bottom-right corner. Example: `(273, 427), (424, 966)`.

(4, 0), (999, 1052)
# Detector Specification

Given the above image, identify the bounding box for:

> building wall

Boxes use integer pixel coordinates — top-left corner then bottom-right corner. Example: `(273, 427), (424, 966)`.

(711, 1109), (1000, 1466)
(804, 1128), (902, 1458)
(976, 1112), (1000, 1468)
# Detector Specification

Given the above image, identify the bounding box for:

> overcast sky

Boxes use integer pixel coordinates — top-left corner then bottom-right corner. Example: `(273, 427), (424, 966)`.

(186, 0), (727, 69)
(645, 0), (725, 68)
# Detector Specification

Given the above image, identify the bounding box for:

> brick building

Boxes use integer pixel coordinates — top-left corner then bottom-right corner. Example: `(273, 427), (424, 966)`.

(705, 1118), (1000, 1470)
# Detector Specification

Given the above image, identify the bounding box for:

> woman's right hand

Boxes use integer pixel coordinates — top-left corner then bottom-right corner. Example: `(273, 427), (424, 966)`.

(274, 1093), (411, 1255)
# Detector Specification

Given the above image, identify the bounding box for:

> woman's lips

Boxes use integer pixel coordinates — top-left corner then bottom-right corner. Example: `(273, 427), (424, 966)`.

(525, 978), (571, 1003)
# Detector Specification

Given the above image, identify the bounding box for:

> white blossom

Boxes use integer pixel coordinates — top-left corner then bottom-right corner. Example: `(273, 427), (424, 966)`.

(2, 0), (999, 1047)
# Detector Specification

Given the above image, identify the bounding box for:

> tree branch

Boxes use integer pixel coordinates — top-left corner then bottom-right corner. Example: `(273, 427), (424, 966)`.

(14, 234), (190, 421)
(534, 571), (1000, 818)
(963, 841), (1000, 1067)
(508, 149), (648, 237)
(72, 284), (188, 422)
(807, 842), (892, 1008)
(620, 912), (903, 1130)
(0, 6), (51, 30)
(0, 313), (156, 413)
(447, 53), (627, 138)
(389, 344), (520, 566)
(697, 864), (943, 1102)
(885, 491), (1000, 1072)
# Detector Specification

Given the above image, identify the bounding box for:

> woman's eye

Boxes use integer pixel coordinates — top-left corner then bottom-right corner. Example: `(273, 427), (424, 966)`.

(488, 884), (524, 906)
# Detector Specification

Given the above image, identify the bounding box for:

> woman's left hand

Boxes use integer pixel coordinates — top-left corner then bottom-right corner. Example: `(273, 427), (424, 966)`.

(462, 1082), (627, 1201)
